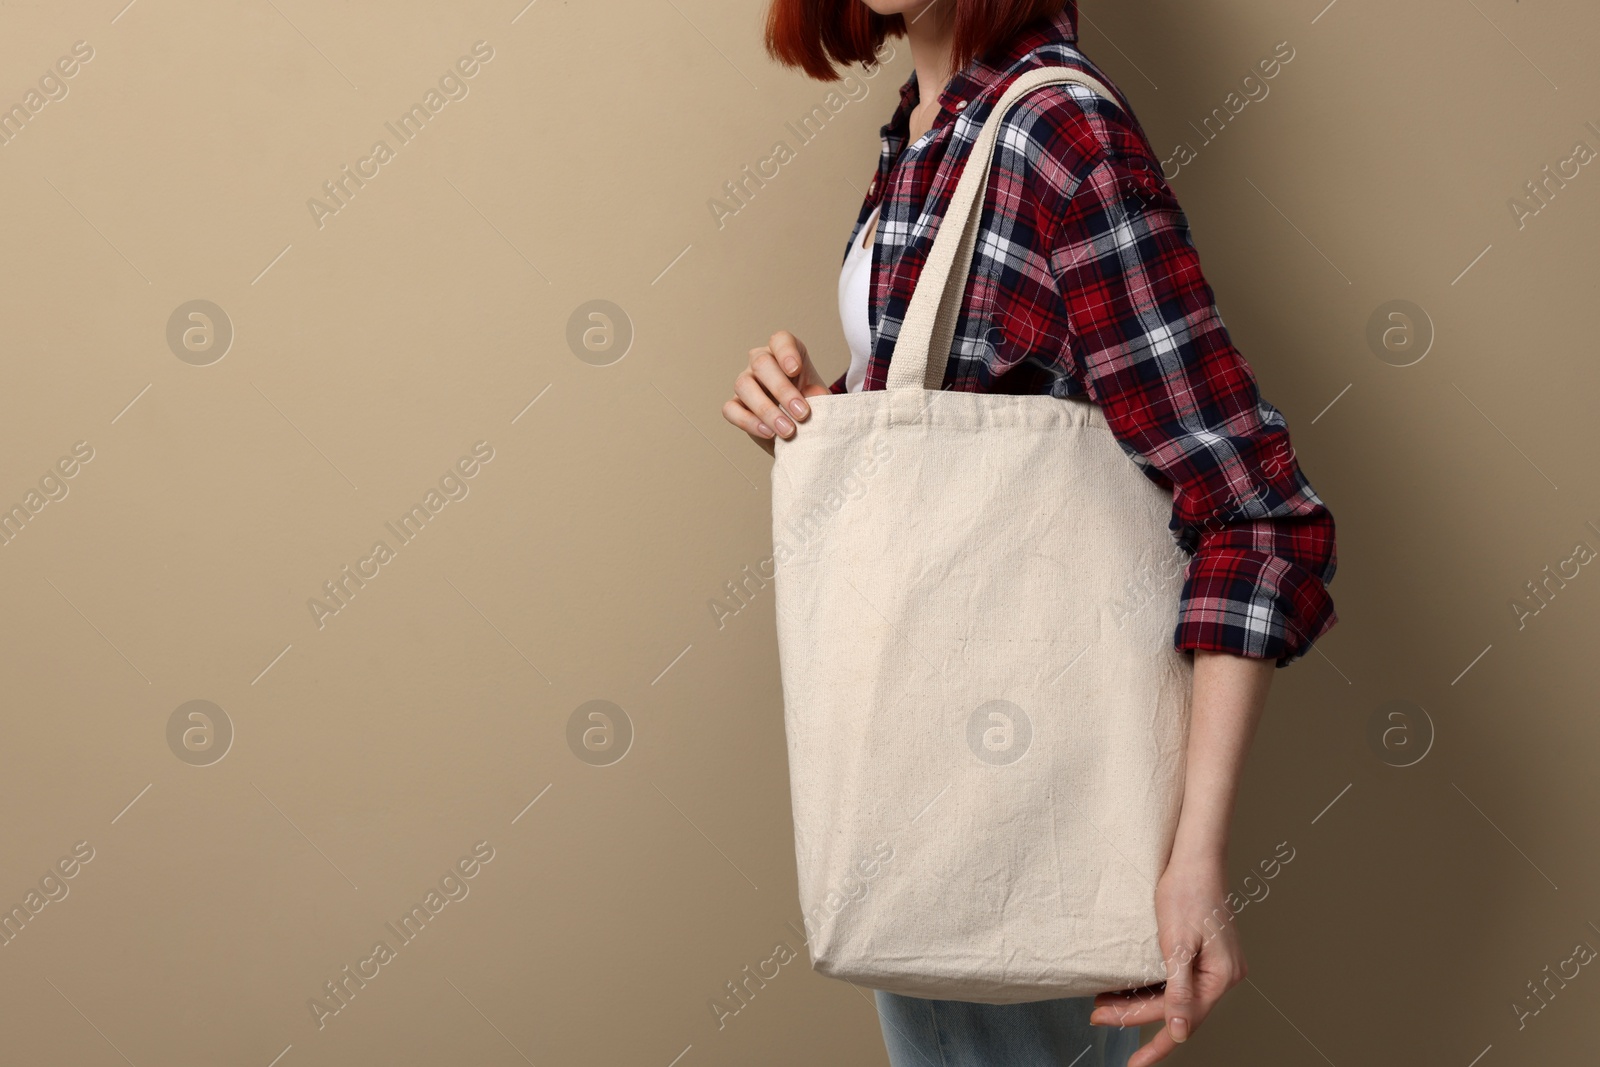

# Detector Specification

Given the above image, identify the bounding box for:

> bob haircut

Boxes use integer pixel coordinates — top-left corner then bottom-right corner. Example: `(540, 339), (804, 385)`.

(765, 0), (1067, 82)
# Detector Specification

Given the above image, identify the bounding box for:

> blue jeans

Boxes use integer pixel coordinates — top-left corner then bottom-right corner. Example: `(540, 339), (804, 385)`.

(875, 990), (1139, 1067)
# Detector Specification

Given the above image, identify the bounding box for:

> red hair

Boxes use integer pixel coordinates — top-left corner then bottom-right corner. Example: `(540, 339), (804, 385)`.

(765, 0), (1067, 82)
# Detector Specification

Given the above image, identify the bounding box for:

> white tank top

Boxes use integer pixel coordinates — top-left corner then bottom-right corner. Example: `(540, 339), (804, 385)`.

(838, 205), (879, 394)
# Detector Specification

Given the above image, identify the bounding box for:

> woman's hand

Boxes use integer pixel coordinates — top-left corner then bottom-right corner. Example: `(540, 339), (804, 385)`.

(1089, 856), (1248, 1066)
(722, 330), (831, 456)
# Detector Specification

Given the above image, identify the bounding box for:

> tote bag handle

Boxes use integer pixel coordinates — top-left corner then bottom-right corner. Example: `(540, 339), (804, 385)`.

(885, 65), (1120, 391)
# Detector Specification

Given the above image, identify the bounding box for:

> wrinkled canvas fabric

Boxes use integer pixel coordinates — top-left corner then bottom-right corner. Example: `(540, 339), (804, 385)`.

(770, 68), (1193, 1004)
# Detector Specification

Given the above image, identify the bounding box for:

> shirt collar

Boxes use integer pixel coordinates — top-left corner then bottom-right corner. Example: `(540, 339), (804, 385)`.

(882, 3), (1079, 149)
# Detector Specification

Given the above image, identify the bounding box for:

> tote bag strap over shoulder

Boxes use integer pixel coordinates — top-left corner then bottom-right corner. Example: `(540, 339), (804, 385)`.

(885, 65), (1120, 392)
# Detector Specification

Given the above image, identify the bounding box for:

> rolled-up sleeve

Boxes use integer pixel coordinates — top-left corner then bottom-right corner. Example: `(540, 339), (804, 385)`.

(1046, 149), (1337, 667)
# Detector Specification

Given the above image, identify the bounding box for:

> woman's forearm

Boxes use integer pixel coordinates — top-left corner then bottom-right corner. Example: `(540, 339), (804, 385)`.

(1168, 650), (1276, 867)
(1093, 650), (1277, 1052)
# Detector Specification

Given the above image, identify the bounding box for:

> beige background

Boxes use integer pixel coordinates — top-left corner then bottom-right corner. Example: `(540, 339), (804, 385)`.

(0, 0), (1596, 1063)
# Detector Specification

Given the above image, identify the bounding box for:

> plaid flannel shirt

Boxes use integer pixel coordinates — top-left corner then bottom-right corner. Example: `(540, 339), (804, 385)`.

(834, 3), (1337, 667)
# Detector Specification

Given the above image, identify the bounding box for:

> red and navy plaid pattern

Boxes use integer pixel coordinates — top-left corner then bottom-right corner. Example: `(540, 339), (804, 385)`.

(836, 4), (1336, 667)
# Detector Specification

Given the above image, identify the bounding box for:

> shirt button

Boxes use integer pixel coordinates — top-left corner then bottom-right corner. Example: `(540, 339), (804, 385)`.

(955, 100), (968, 111)
(868, 179), (877, 194)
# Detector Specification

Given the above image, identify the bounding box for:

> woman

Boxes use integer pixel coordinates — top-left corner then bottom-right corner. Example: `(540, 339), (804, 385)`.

(722, 2), (1338, 1064)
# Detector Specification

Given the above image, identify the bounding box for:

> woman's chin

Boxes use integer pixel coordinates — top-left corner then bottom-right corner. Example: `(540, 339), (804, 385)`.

(858, 0), (927, 17)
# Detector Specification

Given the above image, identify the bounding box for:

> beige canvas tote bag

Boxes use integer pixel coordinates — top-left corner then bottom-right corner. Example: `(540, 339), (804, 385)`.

(770, 65), (1194, 1004)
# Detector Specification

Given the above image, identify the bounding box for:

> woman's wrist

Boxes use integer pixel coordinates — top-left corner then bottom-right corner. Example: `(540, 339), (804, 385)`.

(1167, 834), (1228, 872)
(1167, 787), (1234, 870)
